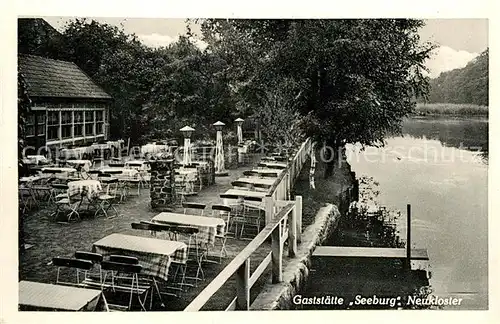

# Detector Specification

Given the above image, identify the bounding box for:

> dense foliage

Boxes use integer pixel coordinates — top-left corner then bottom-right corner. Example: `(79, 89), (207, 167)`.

(199, 19), (434, 175)
(19, 18), (434, 177)
(426, 49), (488, 106)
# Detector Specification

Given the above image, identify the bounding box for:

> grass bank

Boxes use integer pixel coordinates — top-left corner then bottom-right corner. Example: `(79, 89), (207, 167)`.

(414, 103), (488, 116)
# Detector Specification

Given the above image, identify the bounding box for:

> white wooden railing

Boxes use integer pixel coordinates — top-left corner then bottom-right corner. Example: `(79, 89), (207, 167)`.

(266, 137), (312, 204)
(184, 197), (300, 311)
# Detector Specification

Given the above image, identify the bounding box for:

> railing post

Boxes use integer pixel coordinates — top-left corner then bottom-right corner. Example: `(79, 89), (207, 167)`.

(288, 205), (297, 258)
(271, 222), (283, 283)
(265, 196), (274, 224)
(296, 195), (302, 243)
(236, 258), (250, 310)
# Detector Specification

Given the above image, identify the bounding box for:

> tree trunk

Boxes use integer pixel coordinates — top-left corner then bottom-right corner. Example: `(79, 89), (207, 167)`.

(323, 143), (336, 179)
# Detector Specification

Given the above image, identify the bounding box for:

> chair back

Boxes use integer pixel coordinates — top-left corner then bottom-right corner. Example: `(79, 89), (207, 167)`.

(274, 156), (287, 162)
(243, 196), (263, 203)
(52, 257), (93, 270)
(267, 165), (286, 170)
(75, 251), (103, 264)
(243, 170), (259, 177)
(131, 221), (165, 232)
(220, 194), (240, 200)
(260, 172), (278, 178)
(182, 202), (206, 215)
(254, 183), (272, 191)
(211, 204), (231, 223)
(231, 181), (254, 190)
(109, 255), (139, 265)
(100, 261), (142, 274)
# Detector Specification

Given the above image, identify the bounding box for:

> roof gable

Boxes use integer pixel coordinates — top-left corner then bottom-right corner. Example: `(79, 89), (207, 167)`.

(18, 54), (112, 100)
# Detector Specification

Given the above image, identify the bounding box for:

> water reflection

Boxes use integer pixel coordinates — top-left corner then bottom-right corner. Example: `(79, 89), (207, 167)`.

(346, 117), (488, 309)
(401, 116), (488, 160)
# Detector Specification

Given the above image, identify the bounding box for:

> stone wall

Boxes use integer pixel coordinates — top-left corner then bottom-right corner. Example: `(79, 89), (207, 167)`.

(149, 158), (175, 211)
(250, 203), (342, 310)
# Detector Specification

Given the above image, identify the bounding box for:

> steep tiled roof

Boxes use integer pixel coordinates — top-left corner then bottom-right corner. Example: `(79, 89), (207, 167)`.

(18, 54), (112, 99)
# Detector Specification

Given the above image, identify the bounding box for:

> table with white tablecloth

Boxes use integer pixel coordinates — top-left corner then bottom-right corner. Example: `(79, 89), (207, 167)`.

(67, 179), (102, 199)
(141, 144), (169, 156)
(92, 233), (187, 282)
(99, 167), (139, 180)
(221, 189), (267, 210)
(152, 212), (225, 246)
(66, 160), (93, 171)
(19, 281), (102, 311)
(40, 167), (77, 178)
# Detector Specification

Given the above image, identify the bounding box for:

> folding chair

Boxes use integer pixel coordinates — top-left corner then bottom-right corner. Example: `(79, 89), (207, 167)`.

(50, 257), (94, 286)
(182, 202), (206, 215)
(95, 178), (119, 218)
(19, 186), (37, 213)
(240, 196), (265, 239)
(52, 192), (82, 222)
(166, 225), (203, 287)
(174, 172), (188, 206)
(74, 251), (104, 284)
(49, 183), (69, 204)
(100, 261), (150, 311)
(108, 255), (165, 309)
(210, 205), (232, 262)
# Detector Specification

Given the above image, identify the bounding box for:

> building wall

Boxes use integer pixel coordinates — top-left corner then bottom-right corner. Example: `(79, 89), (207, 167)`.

(24, 99), (111, 155)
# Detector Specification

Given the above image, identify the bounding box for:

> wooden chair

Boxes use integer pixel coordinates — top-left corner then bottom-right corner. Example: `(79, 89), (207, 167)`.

(52, 192), (82, 222)
(240, 196), (265, 238)
(100, 261), (150, 311)
(50, 257), (94, 286)
(182, 202), (206, 216)
(95, 178), (119, 219)
(210, 205), (232, 261)
(74, 251), (104, 286)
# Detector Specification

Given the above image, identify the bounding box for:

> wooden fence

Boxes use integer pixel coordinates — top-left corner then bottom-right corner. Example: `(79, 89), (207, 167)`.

(184, 197), (300, 311)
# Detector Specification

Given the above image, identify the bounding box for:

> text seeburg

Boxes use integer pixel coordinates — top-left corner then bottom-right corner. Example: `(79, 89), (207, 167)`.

(293, 295), (463, 307)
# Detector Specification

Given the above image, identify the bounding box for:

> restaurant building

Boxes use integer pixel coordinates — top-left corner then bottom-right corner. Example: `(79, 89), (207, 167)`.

(18, 54), (112, 153)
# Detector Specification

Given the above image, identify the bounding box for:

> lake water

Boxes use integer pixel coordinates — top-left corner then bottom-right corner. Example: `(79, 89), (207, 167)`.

(346, 116), (488, 309)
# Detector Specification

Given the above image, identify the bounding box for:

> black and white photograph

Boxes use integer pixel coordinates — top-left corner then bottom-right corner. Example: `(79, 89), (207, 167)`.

(1, 0), (496, 320)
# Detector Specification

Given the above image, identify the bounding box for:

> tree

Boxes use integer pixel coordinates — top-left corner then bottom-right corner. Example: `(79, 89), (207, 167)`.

(200, 19), (435, 177)
(426, 48), (488, 106)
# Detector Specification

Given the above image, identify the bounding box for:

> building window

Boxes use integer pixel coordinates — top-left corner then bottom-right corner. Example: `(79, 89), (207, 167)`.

(61, 111), (72, 139)
(96, 110), (104, 135)
(85, 123), (94, 136)
(47, 111), (59, 140)
(74, 111), (84, 137)
(26, 115), (35, 137)
(36, 112), (45, 136)
(48, 111), (59, 125)
(85, 111), (94, 122)
(47, 126), (58, 140)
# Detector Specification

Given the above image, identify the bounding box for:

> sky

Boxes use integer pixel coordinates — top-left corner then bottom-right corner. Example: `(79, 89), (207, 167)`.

(41, 17), (488, 78)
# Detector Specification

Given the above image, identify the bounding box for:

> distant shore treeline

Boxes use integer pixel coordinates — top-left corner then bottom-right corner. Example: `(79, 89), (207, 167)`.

(421, 48), (488, 108)
(414, 103), (488, 116)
